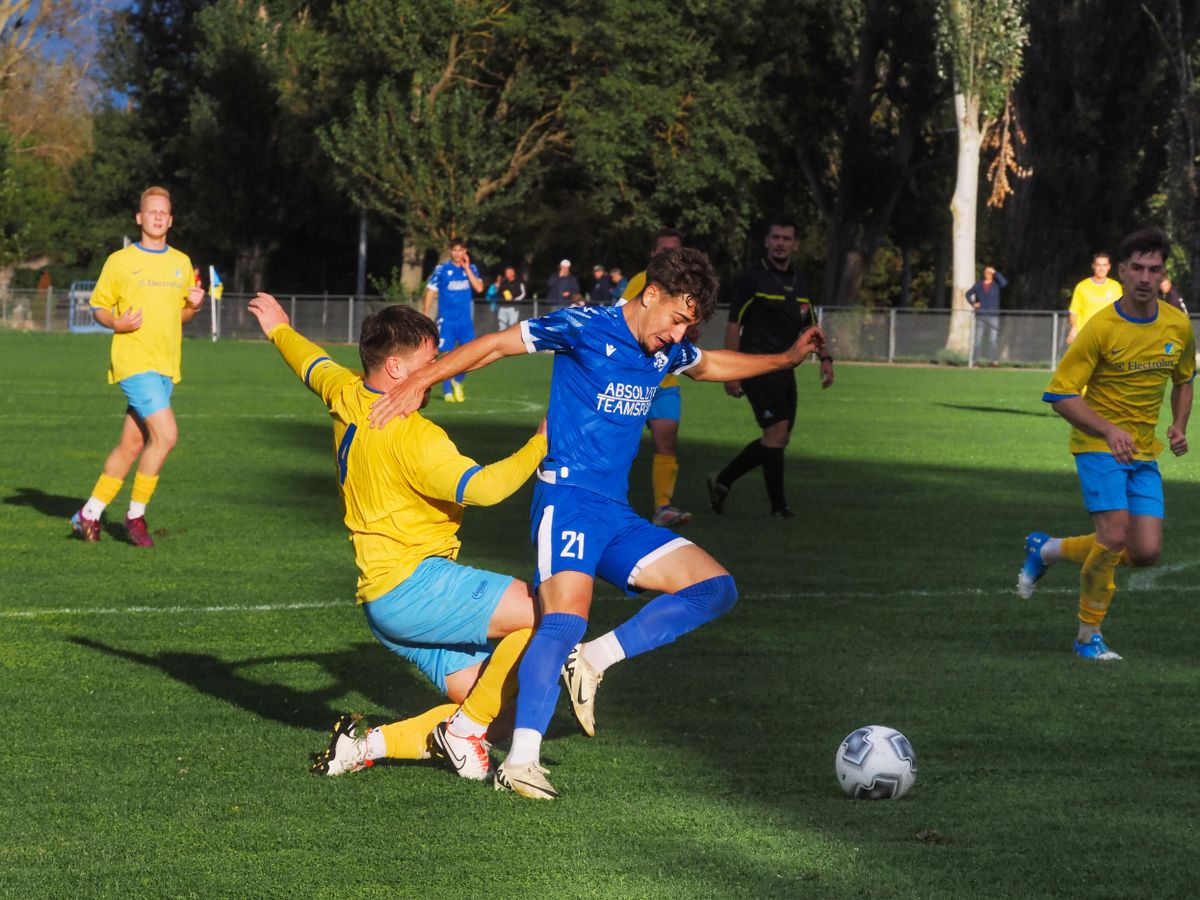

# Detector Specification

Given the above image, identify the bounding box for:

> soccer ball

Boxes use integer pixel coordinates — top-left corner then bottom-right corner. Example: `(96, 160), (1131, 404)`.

(835, 725), (917, 799)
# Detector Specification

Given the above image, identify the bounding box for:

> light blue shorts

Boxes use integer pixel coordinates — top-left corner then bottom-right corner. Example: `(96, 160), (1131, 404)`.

(530, 481), (692, 597)
(119, 372), (174, 419)
(1075, 452), (1164, 518)
(647, 384), (681, 422)
(361, 556), (512, 693)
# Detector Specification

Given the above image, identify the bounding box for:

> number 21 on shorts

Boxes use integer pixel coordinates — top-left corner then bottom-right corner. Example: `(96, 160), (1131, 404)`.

(561, 530), (585, 559)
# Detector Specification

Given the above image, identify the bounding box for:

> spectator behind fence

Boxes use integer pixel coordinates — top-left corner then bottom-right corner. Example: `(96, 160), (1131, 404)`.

(1160, 276), (1187, 313)
(1067, 252), (1122, 343)
(608, 267), (627, 305)
(496, 265), (526, 331)
(966, 265), (1006, 363)
(589, 265), (610, 306)
(546, 259), (582, 309)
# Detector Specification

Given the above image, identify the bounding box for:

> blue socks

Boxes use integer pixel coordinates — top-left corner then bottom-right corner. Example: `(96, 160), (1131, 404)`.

(614, 575), (738, 659)
(513, 612), (588, 735)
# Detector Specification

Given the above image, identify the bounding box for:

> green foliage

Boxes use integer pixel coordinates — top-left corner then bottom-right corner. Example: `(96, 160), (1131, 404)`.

(0, 131), (28, 268)
(937, 0), (1029, 118)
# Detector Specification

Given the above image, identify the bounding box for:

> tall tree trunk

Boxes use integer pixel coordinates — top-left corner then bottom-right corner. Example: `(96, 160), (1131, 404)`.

(947, 91), (984, 355)
(401, 236), (425, 304)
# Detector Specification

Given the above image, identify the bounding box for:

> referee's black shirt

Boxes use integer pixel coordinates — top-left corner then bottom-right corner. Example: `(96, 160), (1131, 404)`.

(728, 259), (815, 355)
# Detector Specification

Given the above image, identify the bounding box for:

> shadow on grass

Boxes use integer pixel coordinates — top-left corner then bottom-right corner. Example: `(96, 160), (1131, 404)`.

(68, 636), (445, 732)
(932, 402), (1055, 417)
(4, 487), (80, 519)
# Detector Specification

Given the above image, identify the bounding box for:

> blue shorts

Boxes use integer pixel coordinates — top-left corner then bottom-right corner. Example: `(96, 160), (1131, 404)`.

(647, 385), (681, 422)
(437, 316), (476, 353)
(530, 481), (692, 596)
(361, 556), (512, 693)
(118, 372), (174, 418)
(1074, 452), (1164, 518)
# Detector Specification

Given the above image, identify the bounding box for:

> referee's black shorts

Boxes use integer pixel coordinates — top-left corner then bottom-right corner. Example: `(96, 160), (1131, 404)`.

(742, 369), (796, 430)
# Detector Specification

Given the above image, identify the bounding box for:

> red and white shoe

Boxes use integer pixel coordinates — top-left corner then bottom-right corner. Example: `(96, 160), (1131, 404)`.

(430, 720), (494, 780)
(124, 515), (154, 548)
(70, 509), (101, 542)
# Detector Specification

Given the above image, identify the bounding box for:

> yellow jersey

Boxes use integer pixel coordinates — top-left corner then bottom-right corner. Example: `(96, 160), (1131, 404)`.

(1044, 301), (1196, 459)
(623, 270), (680, 389)
(90, 243), (194, 384)
(268, 324), (546, 603)
(1068, 277), (1122, 332)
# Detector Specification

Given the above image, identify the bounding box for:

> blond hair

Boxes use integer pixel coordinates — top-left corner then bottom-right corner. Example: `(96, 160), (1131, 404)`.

(139, 186), (172, 210)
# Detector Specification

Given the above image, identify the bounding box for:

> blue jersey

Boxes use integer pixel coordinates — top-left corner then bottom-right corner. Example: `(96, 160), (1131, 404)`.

(520, 305), (703, 502)
(426, 261), (480, 320)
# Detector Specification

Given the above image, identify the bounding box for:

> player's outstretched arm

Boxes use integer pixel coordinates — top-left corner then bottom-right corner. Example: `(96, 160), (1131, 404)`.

(248, 292), (291, 338)
(1168, 380), (1192, 456)
(369, 326), (528, 428)
(688, 325), (825, 383)
(1050, 396), (1137, 463)
(248, 292), (339, 392)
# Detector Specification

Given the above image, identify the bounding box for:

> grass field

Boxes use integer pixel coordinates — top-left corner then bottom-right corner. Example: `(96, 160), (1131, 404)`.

(3, 329), (1199, 898)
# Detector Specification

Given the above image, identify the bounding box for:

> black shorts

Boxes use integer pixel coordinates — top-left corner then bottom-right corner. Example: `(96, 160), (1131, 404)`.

(742, 370), (796, 430)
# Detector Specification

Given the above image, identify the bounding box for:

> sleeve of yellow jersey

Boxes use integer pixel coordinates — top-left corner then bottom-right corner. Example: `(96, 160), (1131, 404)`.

(90, 255), (122, 314)
(402, 419), (547, 507)
(1174, 323), (1197, 385)
(1068, 282), (1084, 319)
(1044, 321), (1101, 401)
(267, 323), (360, 403)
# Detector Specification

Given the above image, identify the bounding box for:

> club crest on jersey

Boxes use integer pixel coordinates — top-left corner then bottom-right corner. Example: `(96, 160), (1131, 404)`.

(1165, 342), (1175, 354)
(653, 352), (668, 371)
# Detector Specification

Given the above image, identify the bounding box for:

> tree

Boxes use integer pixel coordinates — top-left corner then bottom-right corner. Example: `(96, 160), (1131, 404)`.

(747, 0), (947, 307)
(320, 0), (769, 292)
(937, 0), (1028, 354)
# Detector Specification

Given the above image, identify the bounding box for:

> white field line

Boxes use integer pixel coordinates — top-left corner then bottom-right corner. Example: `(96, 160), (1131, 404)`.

(3, 577), (1196, 620)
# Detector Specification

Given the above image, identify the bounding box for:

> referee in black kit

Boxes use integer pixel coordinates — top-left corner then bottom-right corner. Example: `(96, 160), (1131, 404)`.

(707, 215), (834, 518)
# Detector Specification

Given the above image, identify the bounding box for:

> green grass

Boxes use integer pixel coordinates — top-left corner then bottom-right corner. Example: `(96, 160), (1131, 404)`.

(2, 330), (1199, 898)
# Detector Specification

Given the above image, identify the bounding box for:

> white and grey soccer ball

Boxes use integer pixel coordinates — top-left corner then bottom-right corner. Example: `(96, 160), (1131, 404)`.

(835, 725), (917, 799)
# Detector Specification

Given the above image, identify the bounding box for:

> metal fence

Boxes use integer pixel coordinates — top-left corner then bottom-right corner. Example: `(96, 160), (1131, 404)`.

(5, 286), (1198, 370)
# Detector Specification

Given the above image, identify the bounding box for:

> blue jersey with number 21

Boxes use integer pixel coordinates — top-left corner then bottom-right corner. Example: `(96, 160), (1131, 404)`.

(520, 305), (702, 503)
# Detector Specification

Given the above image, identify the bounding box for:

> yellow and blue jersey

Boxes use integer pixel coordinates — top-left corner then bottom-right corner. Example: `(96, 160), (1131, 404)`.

(268, 324), (546, 603)
(1044, 301), (1196, 459)
(90, 243), (193, 383)
(519, 306), (702, 501)
(621, 269), (680, 389)
(1068, 277), (1122, 331)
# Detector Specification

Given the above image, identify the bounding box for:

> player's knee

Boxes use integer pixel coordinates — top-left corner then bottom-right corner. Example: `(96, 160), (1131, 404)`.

(680, 574), (738, 621)
(1127, 548), (1159, 568)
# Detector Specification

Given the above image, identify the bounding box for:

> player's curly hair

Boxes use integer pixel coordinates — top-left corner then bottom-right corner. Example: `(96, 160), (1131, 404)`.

(644, 247), (719, 322)
(359, 304), (440, 373)
(1118, 228), (1171, 264)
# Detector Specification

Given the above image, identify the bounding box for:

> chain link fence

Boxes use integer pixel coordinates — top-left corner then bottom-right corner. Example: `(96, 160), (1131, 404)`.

(5, 285), (1197, 370)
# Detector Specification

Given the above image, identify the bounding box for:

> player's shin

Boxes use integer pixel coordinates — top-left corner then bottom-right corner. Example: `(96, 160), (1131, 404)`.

(456, 628), (530, 731)
(1078, 544), (1122, 635)
(612, 575), (737, 659)
(652, 453), (678, 509)
(378, 703), (457, 759)
(507, 613), (587, 764)
(1059, 534), (1132, 567)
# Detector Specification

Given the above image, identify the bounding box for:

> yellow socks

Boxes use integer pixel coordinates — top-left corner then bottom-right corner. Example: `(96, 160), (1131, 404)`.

(379, 703), (457, 759)
(1060, 534), (1131, 567)
(460, 628), (531, 726)
(90, 473), (123, 505)
(652, 453), (678, 509)
(1078, 543), (1122, 627)
(131, 472), (159, 506)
